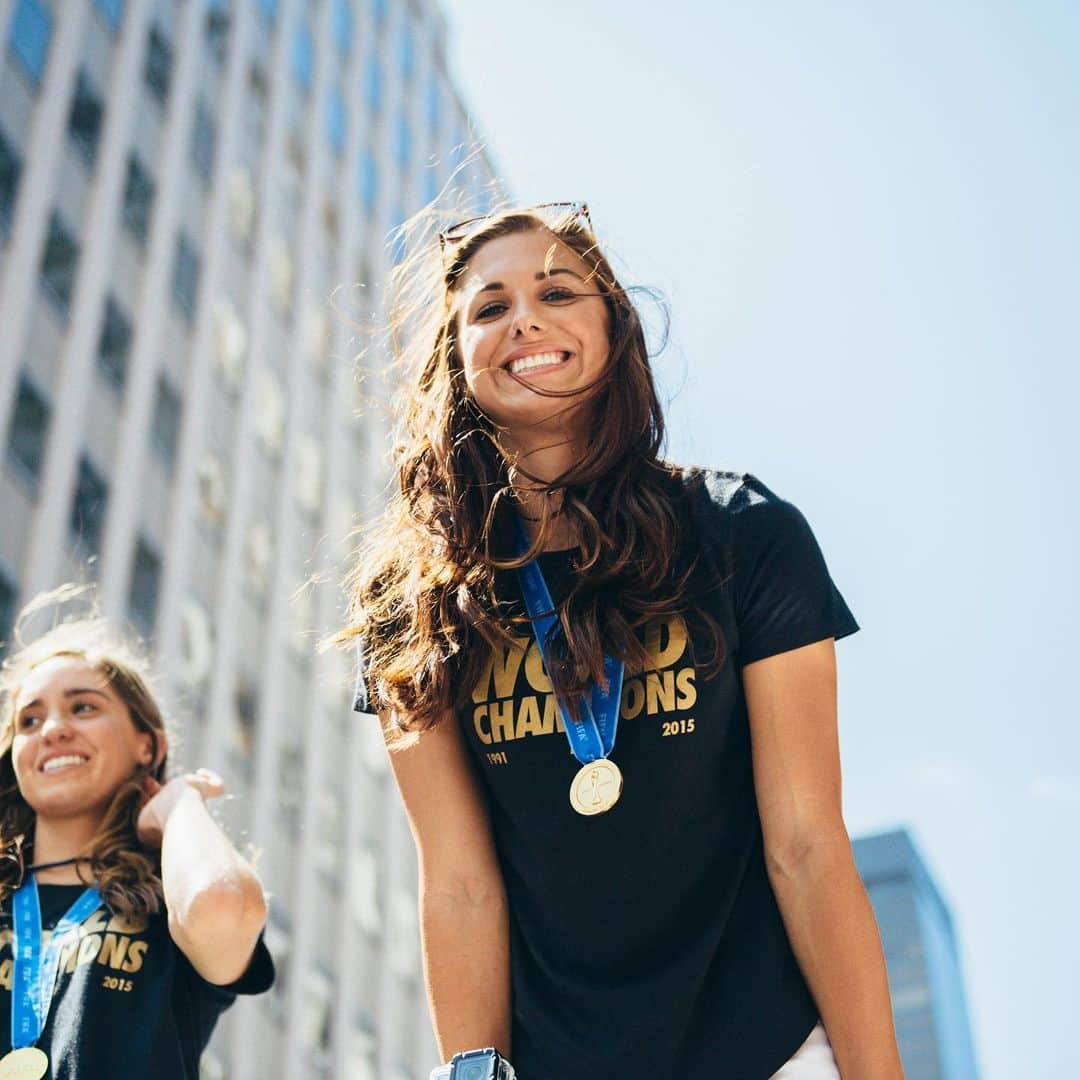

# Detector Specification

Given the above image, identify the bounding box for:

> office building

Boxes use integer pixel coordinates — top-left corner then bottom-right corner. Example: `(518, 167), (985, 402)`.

(0, 1), (496, 1076)
(854, 829), (980, 1080)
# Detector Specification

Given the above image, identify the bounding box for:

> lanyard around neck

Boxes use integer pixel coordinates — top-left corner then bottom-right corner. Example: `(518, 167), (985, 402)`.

(512, 518), (624, 765)
(11, 878), (102, 1049)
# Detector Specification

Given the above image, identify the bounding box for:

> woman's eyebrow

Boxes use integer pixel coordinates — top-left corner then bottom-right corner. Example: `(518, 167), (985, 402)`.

(473, 267), (584, 296)
(17, 687), (111, 712)
(64, 687), (111, 701)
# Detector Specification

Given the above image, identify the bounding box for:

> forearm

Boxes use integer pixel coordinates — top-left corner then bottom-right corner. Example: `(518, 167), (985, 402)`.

(768, 837), (904, 1080)
(420, 876), (512, 1061)
(159, 786), (265, 936)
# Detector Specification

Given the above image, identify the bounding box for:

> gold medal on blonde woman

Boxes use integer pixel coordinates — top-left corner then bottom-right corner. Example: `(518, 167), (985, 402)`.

(0, 1048), (49, 1079)
(569, 759), (623, 815)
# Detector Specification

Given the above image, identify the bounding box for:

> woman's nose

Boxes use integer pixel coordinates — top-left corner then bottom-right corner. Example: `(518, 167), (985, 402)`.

(40, 712), (73, 741)
(509, 298), (545, 336)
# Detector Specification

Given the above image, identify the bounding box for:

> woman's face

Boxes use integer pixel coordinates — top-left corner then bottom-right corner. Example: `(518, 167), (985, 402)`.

(10, 656), (156, 823)
(454, 228), (611, 437)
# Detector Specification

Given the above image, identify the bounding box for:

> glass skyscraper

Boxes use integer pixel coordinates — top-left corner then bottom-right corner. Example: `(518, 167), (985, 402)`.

(854, 828), (981, 1080)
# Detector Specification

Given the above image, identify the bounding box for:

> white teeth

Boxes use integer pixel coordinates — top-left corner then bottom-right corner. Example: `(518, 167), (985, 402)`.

(42, 755), (87, 773)
(507, 351), (567, 375)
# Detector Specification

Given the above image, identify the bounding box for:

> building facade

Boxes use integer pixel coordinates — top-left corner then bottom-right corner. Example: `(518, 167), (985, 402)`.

(0, 1), (496, 1076)
(853, 829), (981, 1080)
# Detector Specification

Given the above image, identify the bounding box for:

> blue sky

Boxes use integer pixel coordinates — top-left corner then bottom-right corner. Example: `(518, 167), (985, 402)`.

(445, 2), (1079, 1076)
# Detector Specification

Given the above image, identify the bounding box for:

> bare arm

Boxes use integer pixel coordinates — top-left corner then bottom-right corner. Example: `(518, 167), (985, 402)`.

(381, 708), (511, 1061)
(743, 640), (904, 1080)
(138, 771), (268, 985)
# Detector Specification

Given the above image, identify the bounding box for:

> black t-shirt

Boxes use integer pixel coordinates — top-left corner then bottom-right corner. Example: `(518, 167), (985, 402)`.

(0, 883), (275, 1079)
(356, 468), (859, 1080)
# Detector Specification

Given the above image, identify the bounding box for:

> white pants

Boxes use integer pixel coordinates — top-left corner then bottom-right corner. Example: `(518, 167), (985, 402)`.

(768, 1021), (840, 1079)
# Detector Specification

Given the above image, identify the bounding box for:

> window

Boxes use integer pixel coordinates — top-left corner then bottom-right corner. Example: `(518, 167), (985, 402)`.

(350, 848), (380, 933)
(357, 149), (376, 215)
(227, 166), (255, 244)
(96, 295), (131, 392)
(421, 167), (438, 206)
(121, 155), (155, 246)
(0, 129), (21, 236)
(7, 0), (52, 88)
(292, 21), (313, 95)
(6, 375), (49, 486)
(245, 519), (273, 596)
(231, 674), (258, 761)
(196, 452), (226, 523)
(268, 236), (294, 317)
(393, 113), (411, 172)
(389, 205), (406, 266)
(177, 595), (212, 685)
(190, 101), (216, 187)
(171, 232), (201, 324)
(332, 0), (352, 56)
(213, 297), (247, 390)
(67, 70), (105, 167)
(150, 375), (181, 468)
(0, 569), (17, 657)
(300, 967), (334, 1054)
(39, 210), (79, 316)
(144, 25), (172, 106)
(398, 20), (414, 82)
(69, 455), (108, 556)
(127, 537), (161, 639)
(325, 87), (345, 157)
(295, 435), (322, 516)
(277, 743), (303, 833)
(425, 79), (441, 135)
(93, 0), (124, 33)
(253, 369), (285, 455)
(204, 6), (229, 65)
(364, 54), (382, 114)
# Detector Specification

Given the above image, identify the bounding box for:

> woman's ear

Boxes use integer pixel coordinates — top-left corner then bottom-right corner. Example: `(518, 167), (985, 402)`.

(139, 729), (167, 770)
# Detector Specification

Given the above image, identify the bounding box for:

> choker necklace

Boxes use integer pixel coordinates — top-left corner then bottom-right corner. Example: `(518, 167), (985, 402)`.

(517, 506), (564, 522)
(26, 857), (86, 873)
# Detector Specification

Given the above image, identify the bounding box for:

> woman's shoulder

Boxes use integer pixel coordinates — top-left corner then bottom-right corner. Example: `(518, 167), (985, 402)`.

(666, 462), (781, 517)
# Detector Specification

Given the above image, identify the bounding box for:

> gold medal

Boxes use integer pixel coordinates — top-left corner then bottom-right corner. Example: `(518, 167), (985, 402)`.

(0, 1048), (49, 1079)
(569, 759), (623, 815)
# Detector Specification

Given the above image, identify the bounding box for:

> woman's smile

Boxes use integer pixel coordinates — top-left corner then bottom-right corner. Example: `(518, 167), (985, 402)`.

(503, 348), (573, 376)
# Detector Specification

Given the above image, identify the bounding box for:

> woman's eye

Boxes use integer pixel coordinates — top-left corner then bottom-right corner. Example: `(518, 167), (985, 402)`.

(543, 287), (576, 302)
(70, 701), (95, 715)
(475, 301), (507, 320)
(17, 714), (41, 731)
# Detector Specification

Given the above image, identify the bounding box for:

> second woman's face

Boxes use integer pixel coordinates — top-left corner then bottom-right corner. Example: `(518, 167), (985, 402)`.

(454, 229), (611, 434)
(10, 656), (156, 824)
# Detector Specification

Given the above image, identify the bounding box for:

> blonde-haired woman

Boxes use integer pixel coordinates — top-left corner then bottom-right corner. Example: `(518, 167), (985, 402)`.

(0, 592), (273, 1078)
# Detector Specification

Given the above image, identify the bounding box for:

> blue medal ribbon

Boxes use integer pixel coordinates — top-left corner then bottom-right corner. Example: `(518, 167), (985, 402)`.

(11, 878), (102, 1050)
(513, 518), (624, 765)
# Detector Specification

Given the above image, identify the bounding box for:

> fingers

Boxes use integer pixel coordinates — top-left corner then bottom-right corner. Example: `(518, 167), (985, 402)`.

(190, 768), (226, 800)
(140, 775), (162, 800)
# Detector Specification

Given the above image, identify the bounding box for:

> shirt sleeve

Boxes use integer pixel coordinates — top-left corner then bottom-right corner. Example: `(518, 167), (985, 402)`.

(729, 474), (859, 665)
(213, 933), (275, 997)
(173, 932), (276, 1051)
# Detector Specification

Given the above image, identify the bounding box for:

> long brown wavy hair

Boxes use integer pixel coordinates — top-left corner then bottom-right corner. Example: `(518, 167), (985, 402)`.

(340, 203), (726, 733)
(0, 589), (169, 916)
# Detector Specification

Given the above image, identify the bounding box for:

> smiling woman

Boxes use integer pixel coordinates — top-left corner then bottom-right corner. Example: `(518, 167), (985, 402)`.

(0, 588), (274, 1079)
(339, 201), (905, 1079)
